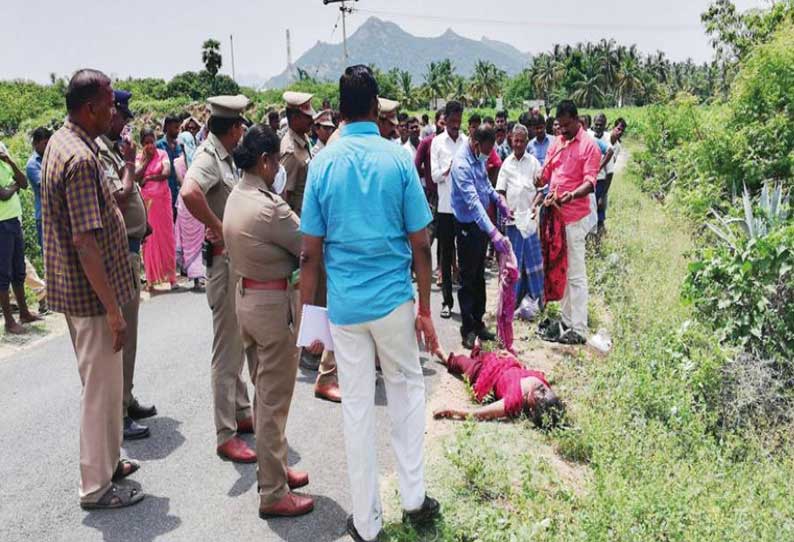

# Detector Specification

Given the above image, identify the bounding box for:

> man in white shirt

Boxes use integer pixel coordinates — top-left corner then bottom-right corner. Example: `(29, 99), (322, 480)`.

(496, 124), (545, 308)
(403, 116), (421, 161)
(430, 101), (467, 319)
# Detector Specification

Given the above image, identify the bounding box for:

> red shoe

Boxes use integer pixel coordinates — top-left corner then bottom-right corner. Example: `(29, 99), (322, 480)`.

(237, 417), (254, 434)
(287, 468), (309, 489)
(259, 492), (314, 518)
(314, 381), (341, 403)
(217, 436), (256, 463)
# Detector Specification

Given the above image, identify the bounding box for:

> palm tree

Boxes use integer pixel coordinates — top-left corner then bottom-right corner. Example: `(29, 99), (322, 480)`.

(531, 54), (562, 108)
(202, 39), (222, 78)
(397, 70), (417, 109)
(469, 60), (505, 105)
(424, 59), (455, 107)
(615, 55), (644, 106)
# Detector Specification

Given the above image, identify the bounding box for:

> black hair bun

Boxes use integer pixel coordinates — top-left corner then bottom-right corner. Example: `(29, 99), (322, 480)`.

(233, 146), (257, 170)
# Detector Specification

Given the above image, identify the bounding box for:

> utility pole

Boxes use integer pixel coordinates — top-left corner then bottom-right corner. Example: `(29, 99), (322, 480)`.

(286, 29), (293, 69)
(229, 34), (236, 81)
(323, 0), (358, 63)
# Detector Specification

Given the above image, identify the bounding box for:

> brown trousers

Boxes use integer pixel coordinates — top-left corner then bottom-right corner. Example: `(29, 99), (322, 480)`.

(206, 256), (251, 446)
(66, 314), (123, 503)
(121, 251), (141, 416)
(236, 287), (298, 505)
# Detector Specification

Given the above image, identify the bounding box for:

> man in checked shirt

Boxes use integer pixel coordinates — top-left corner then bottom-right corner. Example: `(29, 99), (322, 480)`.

(41, 69), (144, 510)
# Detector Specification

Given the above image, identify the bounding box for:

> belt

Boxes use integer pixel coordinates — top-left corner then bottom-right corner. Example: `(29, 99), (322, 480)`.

(211, 244), (226, 257)
(128, 237), (142, 254)
(241, 278), (288, 291)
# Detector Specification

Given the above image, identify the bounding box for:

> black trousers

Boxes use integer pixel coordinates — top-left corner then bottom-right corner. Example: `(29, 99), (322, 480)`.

(437, 213), (456, 308)
(455, 220), (489, 337)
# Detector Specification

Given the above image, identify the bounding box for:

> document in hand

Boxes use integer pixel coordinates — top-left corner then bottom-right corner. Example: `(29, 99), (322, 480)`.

(296, 305), (335, 351)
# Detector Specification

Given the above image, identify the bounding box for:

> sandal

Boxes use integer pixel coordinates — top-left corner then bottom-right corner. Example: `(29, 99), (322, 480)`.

(440, 305), (451, 319)
(80, 483), (144, 510)
(538, 320), (568, 342)
(557, 329), (587, 345)
(112, 459), (140, 482)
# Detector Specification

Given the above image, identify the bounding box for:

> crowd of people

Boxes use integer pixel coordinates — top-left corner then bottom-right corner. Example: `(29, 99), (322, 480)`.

(0, 62), (627, 541)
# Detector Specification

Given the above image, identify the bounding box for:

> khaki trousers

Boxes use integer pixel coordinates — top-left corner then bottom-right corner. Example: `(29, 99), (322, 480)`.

(66, 314), (123, 503)
(206, 256), (251, 446)
(236, 287), (298, 506)
(121, 251), (141, 416)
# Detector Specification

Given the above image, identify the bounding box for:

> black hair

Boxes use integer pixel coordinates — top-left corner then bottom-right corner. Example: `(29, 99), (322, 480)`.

(468, 113), (482, 126)
(435, 108), (445, 122)
(339, 65), (379, 120)
(507, 121), (516, 132)
(556, 99), (578, 119)
(518, 112), (531, 128)
(163, 115), (180, 128)
(444, 100), (463, 118)
(614, 117), (627, 128)
(397, 112), (409, 123)
(232, 124), (280, 170)
(546, 116), (555, 134)
(65, 69), (111, 112)
(31, 127), (52, 144)
(529, 113), (546, 127)
(407, 116), (419, 124)
(267, 111), (280, 122)
(528, 394), (566, 430)
(208, 115), (243, 137)
(495, 110), (508, 120)
(594, 112), (607, 123)
(139, 127), (156, 144)
(472, 125), (496, 145)
(421, 113), (429, 122)
(496, 126), (505, 134)
(483, 116), (495, 125)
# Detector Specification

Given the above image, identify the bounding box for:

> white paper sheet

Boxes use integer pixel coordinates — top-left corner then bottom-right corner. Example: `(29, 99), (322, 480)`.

(296, 305), (334, 352)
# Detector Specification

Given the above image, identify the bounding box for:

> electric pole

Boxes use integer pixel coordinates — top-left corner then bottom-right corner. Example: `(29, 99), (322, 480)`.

(323, 0), (358, 63)
(229, 34), (236, 81)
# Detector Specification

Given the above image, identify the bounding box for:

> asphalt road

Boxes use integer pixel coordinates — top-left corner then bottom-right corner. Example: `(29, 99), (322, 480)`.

(0, 275), (465, 542)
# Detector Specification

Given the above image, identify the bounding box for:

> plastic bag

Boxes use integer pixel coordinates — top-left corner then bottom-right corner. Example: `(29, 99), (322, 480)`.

(514, 295), (540, 321)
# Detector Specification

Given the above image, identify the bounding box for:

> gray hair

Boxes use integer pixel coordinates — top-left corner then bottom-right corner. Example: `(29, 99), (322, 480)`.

(512, 124), (529, 138)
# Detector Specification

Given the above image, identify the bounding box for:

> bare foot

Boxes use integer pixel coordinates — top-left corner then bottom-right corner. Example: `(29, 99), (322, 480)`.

(19, 312), (43, 324)
(4, 321), (26, 334)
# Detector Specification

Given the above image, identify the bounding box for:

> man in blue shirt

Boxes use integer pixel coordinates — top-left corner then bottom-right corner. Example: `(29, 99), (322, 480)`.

(156, 115), (183, 218)
(451, 125), (513, 349)
(25, 127), (51, 250)
(528, 113), (551, 165)
(300, 65), (440, 542)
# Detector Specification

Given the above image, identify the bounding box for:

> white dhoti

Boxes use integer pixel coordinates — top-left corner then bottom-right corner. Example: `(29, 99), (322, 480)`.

(330, 300), (427, 541)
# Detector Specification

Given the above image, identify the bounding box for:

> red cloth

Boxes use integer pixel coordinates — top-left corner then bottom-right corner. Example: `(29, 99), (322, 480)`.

(447, 347), (549, 417)
(540, 206), (567, 302)
(496, 245), (519, 353)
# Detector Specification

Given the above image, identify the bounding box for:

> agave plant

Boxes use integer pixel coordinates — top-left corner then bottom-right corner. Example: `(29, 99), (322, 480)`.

(706, 181), (790, 250)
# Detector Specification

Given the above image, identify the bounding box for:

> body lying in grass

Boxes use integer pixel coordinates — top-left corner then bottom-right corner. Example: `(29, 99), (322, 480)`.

(432, 345), (564, 428)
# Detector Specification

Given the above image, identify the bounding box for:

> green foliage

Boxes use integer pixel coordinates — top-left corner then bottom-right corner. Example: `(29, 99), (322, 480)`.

(0, 80), (63, 135)
(201, 39), (222, 78)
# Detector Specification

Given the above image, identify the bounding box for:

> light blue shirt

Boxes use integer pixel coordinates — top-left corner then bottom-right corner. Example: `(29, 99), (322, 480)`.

(450, 143), (499, 235)
(529, 136), (552, 165)
(301, 121), (432, 326)
(25, 152), (43, 220)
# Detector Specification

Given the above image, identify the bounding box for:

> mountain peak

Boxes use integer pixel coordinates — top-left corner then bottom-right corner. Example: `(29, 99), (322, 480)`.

(441, 28), (459, 38)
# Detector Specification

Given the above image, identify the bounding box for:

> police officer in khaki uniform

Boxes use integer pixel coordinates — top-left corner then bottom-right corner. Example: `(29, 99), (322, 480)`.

(180, 95), (256, 463)
(96, 90), (156, 442)
(280, 92), (341, 403)
(377, 97), (400, 140)
(223, 124), (314, 519)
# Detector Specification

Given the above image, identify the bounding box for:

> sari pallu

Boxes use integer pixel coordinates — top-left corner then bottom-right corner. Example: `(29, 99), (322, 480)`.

(139, 149), (177, 286)
(173, 143), (205, 280)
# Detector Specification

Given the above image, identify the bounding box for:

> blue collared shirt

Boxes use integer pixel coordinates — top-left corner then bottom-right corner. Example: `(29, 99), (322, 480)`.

(301, 121), (432, 326)
(26, 151), (43, 220)
(450, 143), (499, 234)
(529, 136), (552, 165)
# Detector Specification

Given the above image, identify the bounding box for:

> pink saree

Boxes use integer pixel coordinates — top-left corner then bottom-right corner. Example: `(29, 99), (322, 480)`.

(174, 156), (206, 279)
(139, 149), (177, 286)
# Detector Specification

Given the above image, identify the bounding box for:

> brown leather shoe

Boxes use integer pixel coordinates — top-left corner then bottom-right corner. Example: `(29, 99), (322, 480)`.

(314, 381), (342, 403)
(259, 492), (314, 518)
(217, 436), (256, 463)
(237, 417), (254, 434)
(287, 468), (309, 489)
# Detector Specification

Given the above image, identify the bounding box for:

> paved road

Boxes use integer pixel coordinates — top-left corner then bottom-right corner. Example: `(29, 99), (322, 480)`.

(0, 276), (466, 542)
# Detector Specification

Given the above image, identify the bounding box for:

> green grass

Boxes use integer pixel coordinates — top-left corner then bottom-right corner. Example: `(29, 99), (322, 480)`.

(382, 141), (794, 541)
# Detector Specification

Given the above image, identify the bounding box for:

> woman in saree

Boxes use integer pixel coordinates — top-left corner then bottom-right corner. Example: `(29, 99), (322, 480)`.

(136, 128), (178, 291)
(173, 129), (206, 291)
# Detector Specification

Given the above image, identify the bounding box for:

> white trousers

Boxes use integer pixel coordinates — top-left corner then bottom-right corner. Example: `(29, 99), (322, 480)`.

(330, 301), (427, 541)
(561, 216), (589, 336)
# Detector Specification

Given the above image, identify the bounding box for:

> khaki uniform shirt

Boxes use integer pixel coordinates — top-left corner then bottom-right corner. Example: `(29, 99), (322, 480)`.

(223, 172), (301, 282)
(96, 135), (148, 239)
(280, 128), (311, 216)
(186, 132), (238, 221)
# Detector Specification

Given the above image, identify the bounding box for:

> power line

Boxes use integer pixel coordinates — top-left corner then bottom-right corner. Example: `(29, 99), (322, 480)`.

(352, 8), (703, 32)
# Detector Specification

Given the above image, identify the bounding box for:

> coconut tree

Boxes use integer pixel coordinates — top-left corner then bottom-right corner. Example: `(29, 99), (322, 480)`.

(469, 60), (505, 105)
(202, 39), (222, 78)
(615, 55), (644, 106)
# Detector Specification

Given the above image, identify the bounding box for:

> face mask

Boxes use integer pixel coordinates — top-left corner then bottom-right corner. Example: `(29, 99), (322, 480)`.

(272, 164), (287, 195)
(478, 153), (489, 163)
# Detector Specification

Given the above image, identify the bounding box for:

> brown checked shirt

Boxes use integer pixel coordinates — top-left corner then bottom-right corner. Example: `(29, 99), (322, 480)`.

(41, 120), (135, 316)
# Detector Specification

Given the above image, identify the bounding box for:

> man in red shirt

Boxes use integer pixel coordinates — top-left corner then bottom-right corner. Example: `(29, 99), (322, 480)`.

(537, 100), (600, 345)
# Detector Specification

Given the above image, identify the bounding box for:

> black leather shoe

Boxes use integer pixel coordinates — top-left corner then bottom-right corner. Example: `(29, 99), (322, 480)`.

(402, 495), (440, 526)
(462, 331), (477, 350)
(123, 417), (150, 440)
(476, 327), (496, 342)
(128, 399), (157, 420)
(346, 514), (380, 542)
